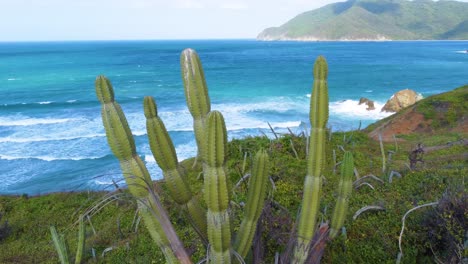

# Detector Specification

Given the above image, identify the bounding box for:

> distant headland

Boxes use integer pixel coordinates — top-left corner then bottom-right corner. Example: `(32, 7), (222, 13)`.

(257, 0), (468, 41)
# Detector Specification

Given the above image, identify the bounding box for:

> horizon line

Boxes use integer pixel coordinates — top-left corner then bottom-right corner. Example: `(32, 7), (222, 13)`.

(0, 38), (258, 43)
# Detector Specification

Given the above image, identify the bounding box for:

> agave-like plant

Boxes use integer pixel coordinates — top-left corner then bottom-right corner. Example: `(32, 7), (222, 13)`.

(50, 215), (86, 264)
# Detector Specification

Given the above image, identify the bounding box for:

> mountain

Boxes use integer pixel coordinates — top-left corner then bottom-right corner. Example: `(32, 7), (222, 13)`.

(257, 0), (468, 41)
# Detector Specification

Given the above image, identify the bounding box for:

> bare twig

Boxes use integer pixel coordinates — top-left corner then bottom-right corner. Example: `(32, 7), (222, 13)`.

(268, 122), (279, 140)
(355, 182), (375, 191)
(290, 139), (300, 160)
(353, 205), (385, 220)
(397, 201), (438, 263)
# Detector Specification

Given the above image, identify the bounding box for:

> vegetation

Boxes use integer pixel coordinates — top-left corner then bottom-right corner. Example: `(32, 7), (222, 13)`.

(0, 51), (466, 262)
(0, 128), (466, 263)
(258, 0), (468, 40)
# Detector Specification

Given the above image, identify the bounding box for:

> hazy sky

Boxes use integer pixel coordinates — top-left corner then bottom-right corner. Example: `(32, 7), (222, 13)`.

(1, 0), (467, 41)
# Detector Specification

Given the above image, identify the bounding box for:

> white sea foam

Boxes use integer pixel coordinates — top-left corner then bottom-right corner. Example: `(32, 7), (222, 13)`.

(455, 50), (468, 54)
(365, 90), (373, 93)
(38, 101), (52, 105)
(0, 117), (73, 126)
(144, 141), (197, 164)
(0, 154), (104, 161)
(66, 100), (77, 103)
(125, 98), (308, 134)
(0, 133), (105, 143)
(330, 99), (392, 120)
(7, 78), (20, 81)
(94, 179), (115, 185)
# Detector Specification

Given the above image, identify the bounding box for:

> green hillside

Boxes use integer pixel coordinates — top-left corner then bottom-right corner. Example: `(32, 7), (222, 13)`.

(258, 0), (468, 40)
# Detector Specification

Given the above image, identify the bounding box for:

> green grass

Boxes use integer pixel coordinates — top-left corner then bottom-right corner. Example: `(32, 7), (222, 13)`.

(0, 127), (466, 263)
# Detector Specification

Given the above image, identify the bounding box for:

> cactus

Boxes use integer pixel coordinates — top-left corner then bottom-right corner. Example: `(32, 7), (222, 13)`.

(330, 151), (354, 239)
(95, 76), (180, 264)
(94, 50), (356, 263)
(144, 96), (208, 242)
(293, 56), (329, 263)
(203, 111), (232, 263)
(233, 149), (270, 258)
(181, 49), (211, 160)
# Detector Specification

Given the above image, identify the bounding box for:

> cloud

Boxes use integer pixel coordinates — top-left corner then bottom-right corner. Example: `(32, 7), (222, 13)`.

(173, 0), (205, 9)
(219, 1), (249, 10)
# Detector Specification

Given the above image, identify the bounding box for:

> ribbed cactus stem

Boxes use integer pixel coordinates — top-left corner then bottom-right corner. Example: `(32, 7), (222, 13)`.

(234, 149), (269, 259)
(95, 76), (179, 264)
(96, 76), (150, 198)
(144, 96), (208, 242)
(294, 56), (329, 264)
(181, 49), (211, 160)
(203, 111), (231, 263)
(329, 151), (354, 239)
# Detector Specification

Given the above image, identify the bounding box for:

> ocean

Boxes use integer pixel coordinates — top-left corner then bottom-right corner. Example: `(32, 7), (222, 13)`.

(0, 40), (467, 195)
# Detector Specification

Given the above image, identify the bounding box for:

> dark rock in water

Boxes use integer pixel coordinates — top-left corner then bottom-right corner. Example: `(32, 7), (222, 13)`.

(358, 97), (375, 111)
(381, 89), (423, 112)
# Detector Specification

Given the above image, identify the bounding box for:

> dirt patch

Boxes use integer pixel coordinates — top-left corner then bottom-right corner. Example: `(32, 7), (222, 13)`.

(368, 108), (431, 141)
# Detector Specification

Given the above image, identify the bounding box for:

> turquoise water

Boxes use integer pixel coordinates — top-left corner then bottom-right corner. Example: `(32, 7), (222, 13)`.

(1, 40), (467, 194)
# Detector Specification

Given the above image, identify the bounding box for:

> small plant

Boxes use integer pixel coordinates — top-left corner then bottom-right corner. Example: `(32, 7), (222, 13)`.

(0, 212), (11, 242)
(50, 215), (86, 264)
(421, 188), (467, 263)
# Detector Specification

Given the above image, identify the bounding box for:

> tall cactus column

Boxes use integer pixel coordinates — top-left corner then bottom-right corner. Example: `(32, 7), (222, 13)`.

(233, 149), (270, 259)
(330, 151), (354, 239)
(95, 76), (180, 264)
(203, 111), (232, 263)
(181, 49), (211, 160)
(293, 56), (329, 263)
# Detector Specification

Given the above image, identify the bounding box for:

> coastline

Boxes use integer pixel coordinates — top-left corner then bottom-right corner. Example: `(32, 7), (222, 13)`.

(256, 36), (468, 42)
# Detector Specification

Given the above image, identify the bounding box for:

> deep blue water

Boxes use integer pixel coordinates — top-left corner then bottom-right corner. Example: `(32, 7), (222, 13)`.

(0, 40), (467, 194)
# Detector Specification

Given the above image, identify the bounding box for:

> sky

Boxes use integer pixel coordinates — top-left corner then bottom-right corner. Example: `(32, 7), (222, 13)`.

(0, 0), (341, 41)
(0, 0), (467, 41)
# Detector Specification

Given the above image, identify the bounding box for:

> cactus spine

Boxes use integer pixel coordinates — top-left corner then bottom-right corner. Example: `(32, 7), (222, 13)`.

(95, 76), (179, 264)
(329, 151), (354, 239)
(293, 56), (329, 263)
(144, 96), (208, 242)
(181, 49), (211, 160)
(203, 111), (232, 263)
(233, 149), (270, 258)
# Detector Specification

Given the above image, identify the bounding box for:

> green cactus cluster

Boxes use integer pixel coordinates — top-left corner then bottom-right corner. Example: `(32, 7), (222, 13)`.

(291, 56), (355, 264)
(95, 49), (353, 263)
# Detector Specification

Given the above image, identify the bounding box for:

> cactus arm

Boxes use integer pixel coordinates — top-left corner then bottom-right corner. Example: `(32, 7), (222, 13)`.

(294, 56), (329, 264)
(95, 76), (180, 264)
(138, 202), (180, 263)
(203, 111), (232, 263)
(144, 96), (208, 242)
(180, 49), (211, 159)
(233, 149), (269, 259)
(329, 151), (354, 239)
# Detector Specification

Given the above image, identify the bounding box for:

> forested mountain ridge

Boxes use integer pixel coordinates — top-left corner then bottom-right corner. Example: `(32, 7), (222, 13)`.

(258, 0), (468, 40)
